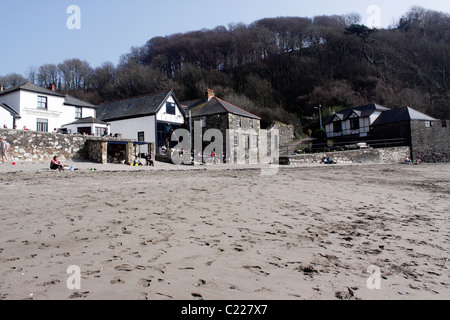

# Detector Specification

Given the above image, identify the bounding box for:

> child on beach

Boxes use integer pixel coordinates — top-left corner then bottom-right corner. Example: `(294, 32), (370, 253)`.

(50, 156), (64, 171)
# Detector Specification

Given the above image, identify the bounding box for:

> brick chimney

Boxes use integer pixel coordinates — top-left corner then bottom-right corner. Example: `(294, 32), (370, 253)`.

(205, 88), (215, 101)
(49, 84), (56, 92)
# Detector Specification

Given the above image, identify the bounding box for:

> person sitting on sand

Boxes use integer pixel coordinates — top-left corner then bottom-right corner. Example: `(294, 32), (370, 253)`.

(145, 153), (154, 167)
(50, 156), (64, 171)
(133, 156), (144, 166)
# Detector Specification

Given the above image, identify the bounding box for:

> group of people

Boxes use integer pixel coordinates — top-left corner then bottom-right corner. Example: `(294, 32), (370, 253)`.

(322, 156), (336, 165)
(2, 124), (29, 130)
(133, 153), (154, 167)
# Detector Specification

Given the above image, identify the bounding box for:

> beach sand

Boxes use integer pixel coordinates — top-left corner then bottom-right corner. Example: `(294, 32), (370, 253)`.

(0, 161), (448, 300)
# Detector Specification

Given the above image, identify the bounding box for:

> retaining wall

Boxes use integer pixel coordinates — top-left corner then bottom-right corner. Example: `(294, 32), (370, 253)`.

(285, 146), (411, 165)
(0, 128), (140, 164)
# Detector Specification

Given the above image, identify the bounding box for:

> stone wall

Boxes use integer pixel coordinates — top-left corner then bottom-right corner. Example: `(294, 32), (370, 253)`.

(0, 128), (142, 164)
(410, 120), (450, 163)
(269, 121), (294, 147)
(0, 128), (88, 162)
(285, 146), (411, 165)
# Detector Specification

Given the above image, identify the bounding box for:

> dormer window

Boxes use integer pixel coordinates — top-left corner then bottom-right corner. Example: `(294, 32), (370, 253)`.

(37, 96), (47, 109)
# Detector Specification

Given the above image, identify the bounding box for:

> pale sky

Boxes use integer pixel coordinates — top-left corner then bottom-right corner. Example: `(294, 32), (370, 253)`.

(0, 0), (448, 76)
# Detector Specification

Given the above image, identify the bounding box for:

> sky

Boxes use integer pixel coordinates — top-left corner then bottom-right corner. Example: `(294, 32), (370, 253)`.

(0, 0), (449, 76)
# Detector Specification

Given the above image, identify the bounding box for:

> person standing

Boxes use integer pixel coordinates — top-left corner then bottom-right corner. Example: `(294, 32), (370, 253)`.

(1, 138), (8, 163)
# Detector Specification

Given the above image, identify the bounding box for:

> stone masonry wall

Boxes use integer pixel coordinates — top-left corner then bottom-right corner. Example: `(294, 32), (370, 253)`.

(269, 121), (294, 147)
(0, 128), (139, 163)
(0, 128), (88, 162)
(411, 120), (450, 163)
(285, 146), (411, 165)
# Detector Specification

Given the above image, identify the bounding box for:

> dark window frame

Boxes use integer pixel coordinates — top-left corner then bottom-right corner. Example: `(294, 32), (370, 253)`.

(333, 121), (342, 133)
(166, 102), (176, 115)
(37, 96), (48, 110)
(350, 117), (360, 130)
(37, 118), (48, 132)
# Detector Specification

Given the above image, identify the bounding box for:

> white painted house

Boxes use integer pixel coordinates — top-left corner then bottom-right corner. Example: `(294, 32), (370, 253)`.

(0, 82), (97, 132)
(96, 90), (186, 156)
(324, 103), (390, 139)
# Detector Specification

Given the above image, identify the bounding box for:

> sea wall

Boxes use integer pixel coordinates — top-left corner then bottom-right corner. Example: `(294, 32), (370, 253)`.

(284, 146), (411, 165)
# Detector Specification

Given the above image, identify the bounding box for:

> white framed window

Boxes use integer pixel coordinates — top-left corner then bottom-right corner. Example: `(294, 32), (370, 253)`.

(37, 96), (47, 109)
(249, 118), (254, 129)
(37, 118), (48, 132)
(237, 116), (242, 128)
(234, 133), (239, 146)
(75, 107), (82, 119)
(166, 102), (176, 115)
(425, 121), (431, 128)
(253, 135), (258, 148)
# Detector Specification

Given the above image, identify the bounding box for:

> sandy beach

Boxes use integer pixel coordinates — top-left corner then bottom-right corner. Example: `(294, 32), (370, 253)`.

(0, 161), (448, 300)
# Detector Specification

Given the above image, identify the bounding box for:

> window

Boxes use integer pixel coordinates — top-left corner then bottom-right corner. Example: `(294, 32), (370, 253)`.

(37, 119), (48, 132)
(234, 133), (239, 146)
(37, 96), (47, 109)
(75, 107), (82, 119)
(350, 118), (360, 130)
(253, 135), (258, 148)
(237, 116), (242, 127)
(249, 118), (254, 129)
(166, 102), (176, 115)
(333, 121), (342, 133)
(96, 127), (105, 137)
(138, 132), (145, 142)
(425, 121), (431, 128)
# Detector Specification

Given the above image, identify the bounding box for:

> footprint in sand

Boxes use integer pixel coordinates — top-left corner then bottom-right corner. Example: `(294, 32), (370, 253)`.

(139, 279), (152, 287)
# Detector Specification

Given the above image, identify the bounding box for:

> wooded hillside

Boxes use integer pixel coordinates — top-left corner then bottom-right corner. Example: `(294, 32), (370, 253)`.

(1, 6), (449, 132)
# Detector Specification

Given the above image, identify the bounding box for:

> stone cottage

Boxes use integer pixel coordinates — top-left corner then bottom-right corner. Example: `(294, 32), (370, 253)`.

(182, 89), (262, 163)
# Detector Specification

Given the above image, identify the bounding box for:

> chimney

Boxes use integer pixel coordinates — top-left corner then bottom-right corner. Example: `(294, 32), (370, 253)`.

(205, 88), (215, 101)
(49, 84), (56, 92)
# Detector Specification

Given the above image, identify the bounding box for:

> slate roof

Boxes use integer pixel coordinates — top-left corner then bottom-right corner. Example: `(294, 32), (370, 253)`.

(372, 106), (438, 126)
(324, 103), (390, 125)
(186, 97), (261, 120)
(96, 91), (176, 122)
(64, 95), (97, 109)
(0, 103), (20, 117)
(0, 82), (97, 109)
(63, 117), (109, 127)
(0, 82), (65, 97)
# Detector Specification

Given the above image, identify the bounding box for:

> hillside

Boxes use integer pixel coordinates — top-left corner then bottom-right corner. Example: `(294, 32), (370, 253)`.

(1, 6), (449, 133)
